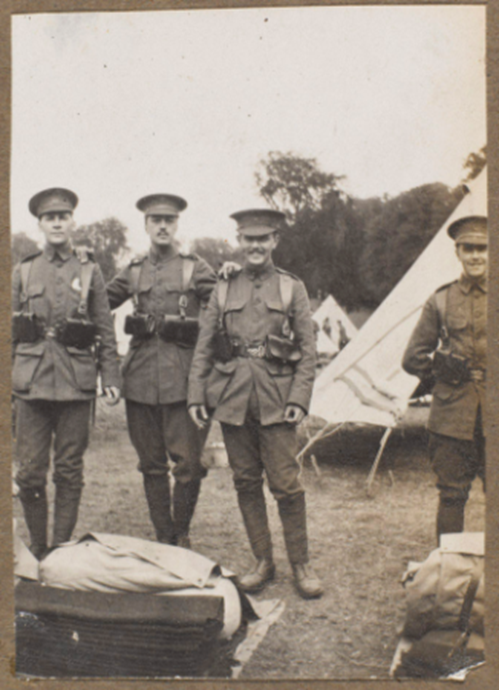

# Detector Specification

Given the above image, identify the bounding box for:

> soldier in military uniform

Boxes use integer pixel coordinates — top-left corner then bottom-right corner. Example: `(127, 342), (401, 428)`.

(188, 209), (323, 599)
(402, 215), (487, 540)
(106, 194), (217, 548)
(12, 188), (121, 559)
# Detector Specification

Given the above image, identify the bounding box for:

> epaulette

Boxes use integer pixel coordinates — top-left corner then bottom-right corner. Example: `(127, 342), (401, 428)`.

(129, 253), (147, 266)
(74, 246), (95, 263)
(276, 266), (300, 281)
(20, 250), (42, 263)
(179, 251), (197, 261)
(435, 280), (457, 293)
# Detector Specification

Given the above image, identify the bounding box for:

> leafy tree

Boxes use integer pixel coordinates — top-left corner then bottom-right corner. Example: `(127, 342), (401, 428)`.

(463, 145), (486, 182)
(11, 232), (40, 265)
(358, 183), (465, 304)
(71, 217), (130, 282)
(190, 237), (242, 270)
(256, 151), (345, 221)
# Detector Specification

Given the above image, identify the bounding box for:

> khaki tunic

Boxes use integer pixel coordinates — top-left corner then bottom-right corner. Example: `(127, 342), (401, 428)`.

(12, 244), (120, 401)
(106, 247), (216, 405)
(188, 263), (316, 426)
(402, 274), (486, 440)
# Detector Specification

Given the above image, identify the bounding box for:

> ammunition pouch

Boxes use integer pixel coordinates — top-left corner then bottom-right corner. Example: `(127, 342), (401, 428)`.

(55, 316), (97, 350)
(157, 315), (199, 347)
(124, 313), (156, 339)
(433, 349), (470, 387)
(12, 312), (42, 343)
(265, 334), (302, 364)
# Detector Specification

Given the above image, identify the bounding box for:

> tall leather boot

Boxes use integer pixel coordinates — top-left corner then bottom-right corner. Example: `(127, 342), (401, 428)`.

(143, 474), (175, 544)
(173, 479), (201, 549)
(52, 484), (82, 547)
(237, 488), (275, 593)
(436, 496), (465, 541)
(278, 493), (323, 599)
(19, 487), (48, 560)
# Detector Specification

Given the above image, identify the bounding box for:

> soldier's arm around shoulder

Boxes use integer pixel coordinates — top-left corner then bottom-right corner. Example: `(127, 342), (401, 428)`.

(187, 253), (218, 302)
(402, 290), (441, 381)
(106, 257), (142, 310)
(286, 273), (316, 413)
(187, 278), (223, 407)
(88, 262), (121, 388)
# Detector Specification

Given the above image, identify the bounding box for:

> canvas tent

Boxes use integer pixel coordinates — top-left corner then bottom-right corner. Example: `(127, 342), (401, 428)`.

(302, 169), (487, 475)
(312, 295), (358, 355)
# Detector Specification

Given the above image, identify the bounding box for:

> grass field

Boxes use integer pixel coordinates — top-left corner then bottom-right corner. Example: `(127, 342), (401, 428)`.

(13, 398), (485, 680)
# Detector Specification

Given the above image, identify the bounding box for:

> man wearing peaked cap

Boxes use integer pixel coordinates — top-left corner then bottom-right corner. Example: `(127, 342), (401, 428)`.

(12, 188), (121, 559)
(403, 215), (487, 542)
(106, 193), (217, 549)
(28, 187), (79, 218)
(188, 208), (324, 599)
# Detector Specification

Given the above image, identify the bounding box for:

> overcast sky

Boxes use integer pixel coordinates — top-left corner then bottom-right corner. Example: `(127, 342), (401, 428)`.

(11, 6), (486, 253)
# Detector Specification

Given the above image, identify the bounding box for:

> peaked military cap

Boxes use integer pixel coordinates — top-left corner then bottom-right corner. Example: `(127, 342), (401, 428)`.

(231, 208), (286, 236)
(29, 188), (78, 218)
(136, 194), (187, 216)
(447, 215), (487, 245)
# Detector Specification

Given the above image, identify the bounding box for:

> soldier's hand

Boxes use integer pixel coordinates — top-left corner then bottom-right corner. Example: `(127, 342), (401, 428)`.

(218, 261), (242, 280)
(104, 386), (121, 406)
(189, 404), (210, 429)
(284, 404), (306, 425)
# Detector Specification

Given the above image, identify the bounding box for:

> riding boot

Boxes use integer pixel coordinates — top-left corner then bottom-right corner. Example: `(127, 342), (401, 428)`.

(237, 488), (273, 561)
(278, 493), (308, 566)
(143, 474), (175, 544)
(236, 488), (275, 592)
(173, 479), (201, 548)
(436, 496), (465, 541)
(19, 487), (48, 560)
(52, 484), (82, 547)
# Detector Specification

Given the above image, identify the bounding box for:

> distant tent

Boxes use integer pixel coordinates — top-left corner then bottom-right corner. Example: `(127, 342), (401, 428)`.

(301, 169), (487, 486)
(312, 295), (358, 355)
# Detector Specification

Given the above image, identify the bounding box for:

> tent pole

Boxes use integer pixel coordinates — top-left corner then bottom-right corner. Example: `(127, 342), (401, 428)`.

(297, 421), (346, 462)
(366, 427), (393, 497)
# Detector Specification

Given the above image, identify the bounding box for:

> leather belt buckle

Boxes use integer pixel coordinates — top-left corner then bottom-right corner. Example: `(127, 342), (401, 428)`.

(246, 344), (266, 359)
(469, 369), (486, 383)
(45, 327), (56, 339)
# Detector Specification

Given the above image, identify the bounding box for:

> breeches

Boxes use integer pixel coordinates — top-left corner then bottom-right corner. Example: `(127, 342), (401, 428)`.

(14, 398), (91, 491)
(125, 400), (208, 483)
(221, 416), (304, 502)
(429, 427), (485, 504)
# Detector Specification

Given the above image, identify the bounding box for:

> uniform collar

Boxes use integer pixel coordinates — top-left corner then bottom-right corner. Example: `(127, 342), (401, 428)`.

(148, 244), (178, 265)
(44, 241), (73, 262)
(243, 260), (276, 281)
(459, 273), (487, 294)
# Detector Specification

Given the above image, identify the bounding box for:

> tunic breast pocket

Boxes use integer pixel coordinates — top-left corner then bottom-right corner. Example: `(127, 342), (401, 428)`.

(66, 346), (97, 391)
(447, 314), (468, 333)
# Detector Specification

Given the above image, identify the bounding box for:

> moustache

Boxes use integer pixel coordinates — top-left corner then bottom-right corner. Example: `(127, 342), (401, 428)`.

(248, 248), (266, 255)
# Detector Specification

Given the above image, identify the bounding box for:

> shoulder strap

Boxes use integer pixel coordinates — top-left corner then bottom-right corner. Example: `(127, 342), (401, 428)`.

(129, 263), (143, 309)
(182, 258), (196, 292)
(435, 287), (449, 341)
(217, 279), (229, 312)
(78, 261), (95, 315)
(279, 273), (294, 314)
(20, 260), (34, 310)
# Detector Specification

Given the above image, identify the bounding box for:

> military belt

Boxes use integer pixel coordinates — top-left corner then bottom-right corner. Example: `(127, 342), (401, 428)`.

(468, 368), (486, 383)
(232, 342), (267, 359)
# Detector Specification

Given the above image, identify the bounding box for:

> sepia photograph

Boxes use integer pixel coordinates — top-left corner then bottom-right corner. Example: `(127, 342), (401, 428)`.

(9, 4), (487, 681)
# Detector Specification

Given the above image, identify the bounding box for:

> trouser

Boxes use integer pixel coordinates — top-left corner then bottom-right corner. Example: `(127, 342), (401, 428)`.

(14, 398), (91, 555)
(125, 400), (208, 543)
(429, 410), (485, 540)
(221, 390), (308, 565)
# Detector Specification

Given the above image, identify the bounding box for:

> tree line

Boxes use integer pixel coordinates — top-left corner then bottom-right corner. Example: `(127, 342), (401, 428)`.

(12, 145), (486, 311)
